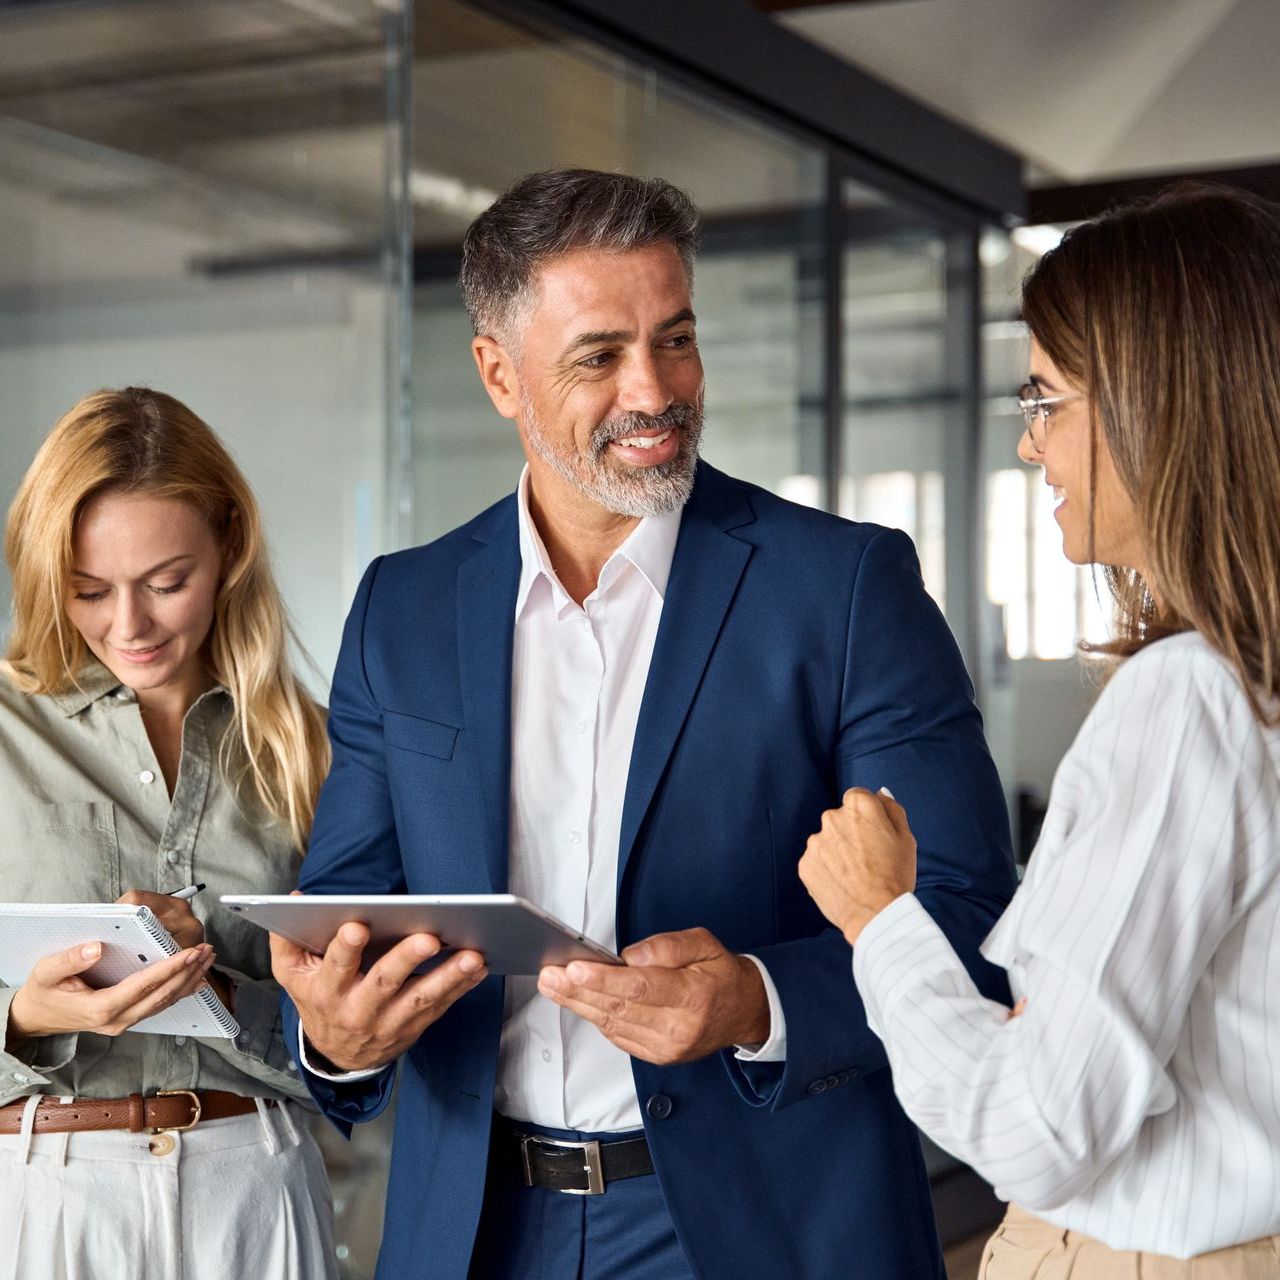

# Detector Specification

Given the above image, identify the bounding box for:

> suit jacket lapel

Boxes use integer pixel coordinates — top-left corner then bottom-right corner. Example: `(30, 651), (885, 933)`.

(617, 465), (756, 888)
(456, 500), (520, 893)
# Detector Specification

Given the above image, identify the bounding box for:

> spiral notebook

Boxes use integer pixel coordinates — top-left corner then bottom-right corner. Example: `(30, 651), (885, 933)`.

(0, 903), (239, 1038)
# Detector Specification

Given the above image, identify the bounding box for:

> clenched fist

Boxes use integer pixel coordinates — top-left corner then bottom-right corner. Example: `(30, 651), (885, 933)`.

(798, 787), (916, 946)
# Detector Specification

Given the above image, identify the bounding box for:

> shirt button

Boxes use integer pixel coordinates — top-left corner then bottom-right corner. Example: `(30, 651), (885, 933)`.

(115, 689), (132, 701)
(12, 1072), (32, 1085)
(138, 770), (156, 785)
(174, 1036), (188, 1048)
(577, 720), (588, 734)
(568, 830), (581, 846)
(164, 849), (180, 866)
(540, 1049), (552, 1063)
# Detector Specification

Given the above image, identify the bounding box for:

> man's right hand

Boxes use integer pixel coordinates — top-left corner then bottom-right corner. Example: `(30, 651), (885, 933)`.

(269, 922), (487, 1073)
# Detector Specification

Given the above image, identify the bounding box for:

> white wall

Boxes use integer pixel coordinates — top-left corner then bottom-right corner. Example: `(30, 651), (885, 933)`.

(985, 656), (1098, 810)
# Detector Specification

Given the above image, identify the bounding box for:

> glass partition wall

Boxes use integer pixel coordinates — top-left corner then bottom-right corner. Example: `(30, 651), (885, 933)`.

(412, 0), (828, 542)
(839, 177), (984, 660)
(411, 0), (989, 657)
(0, 0), (410, 683)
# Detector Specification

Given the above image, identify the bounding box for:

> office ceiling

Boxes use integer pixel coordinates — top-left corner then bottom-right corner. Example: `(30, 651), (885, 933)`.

(3, 0), (1277, 301)
(772, 0), (1280, 184)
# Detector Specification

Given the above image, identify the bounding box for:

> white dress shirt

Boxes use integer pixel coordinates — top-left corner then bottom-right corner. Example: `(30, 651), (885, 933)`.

(854, 632), (1280, 1258)
(497, 469), (784, 1132)
(304, 469), (786, 1118)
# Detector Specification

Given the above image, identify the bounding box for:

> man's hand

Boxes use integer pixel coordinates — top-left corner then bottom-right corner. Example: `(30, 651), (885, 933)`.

(537, 927), (769, 1065)
(7, 941), (215, 1042)
(270, 921), (487, 1073)
(798, 787), (916, 946)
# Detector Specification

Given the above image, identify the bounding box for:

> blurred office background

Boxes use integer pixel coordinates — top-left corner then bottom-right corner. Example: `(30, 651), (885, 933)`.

(1, 0), (1277, 1274)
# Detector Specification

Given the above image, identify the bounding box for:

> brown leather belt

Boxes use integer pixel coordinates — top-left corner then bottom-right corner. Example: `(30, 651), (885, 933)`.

(0, 1090), (273, 1136)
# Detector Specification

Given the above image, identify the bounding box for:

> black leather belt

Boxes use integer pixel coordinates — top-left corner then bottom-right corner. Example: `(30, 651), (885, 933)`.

(496, 1122), (654, 1195)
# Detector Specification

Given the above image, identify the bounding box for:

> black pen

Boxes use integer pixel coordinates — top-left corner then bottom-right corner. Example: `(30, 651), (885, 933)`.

(165, 883), (206, 901)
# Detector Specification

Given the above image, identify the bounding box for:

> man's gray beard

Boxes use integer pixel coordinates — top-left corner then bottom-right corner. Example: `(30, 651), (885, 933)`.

(519, 391), (704, 518)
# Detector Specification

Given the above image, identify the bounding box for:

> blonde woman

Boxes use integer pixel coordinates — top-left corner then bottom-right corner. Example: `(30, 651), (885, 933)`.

(800, 187), (1280, 1276)
(0, 388), (337, 1278)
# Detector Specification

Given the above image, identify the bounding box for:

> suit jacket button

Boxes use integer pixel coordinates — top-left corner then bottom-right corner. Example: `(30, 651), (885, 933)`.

(806, 1080), (827, 1096)
(825, 1074), (841, 1089)
(646, 1093), (673, 1120)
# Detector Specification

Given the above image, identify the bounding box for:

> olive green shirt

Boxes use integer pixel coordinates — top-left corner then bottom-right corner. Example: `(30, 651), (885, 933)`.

(0, 662), (311, 1106)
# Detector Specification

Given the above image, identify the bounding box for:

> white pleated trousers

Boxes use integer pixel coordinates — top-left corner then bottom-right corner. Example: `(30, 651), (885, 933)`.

(0, 1100), (338, 1280)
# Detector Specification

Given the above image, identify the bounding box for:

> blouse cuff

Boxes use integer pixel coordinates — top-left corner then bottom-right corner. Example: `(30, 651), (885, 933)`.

(0, 985), (77, 1103)
(852, 893), (966, 1039)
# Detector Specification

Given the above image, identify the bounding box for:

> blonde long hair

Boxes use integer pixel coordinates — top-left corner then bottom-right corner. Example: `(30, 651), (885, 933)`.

(1021, 184), (1280, 724)
(4, 387), (330, 848)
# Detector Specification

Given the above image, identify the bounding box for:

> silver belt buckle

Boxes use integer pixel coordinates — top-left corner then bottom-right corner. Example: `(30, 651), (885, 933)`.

(520, 1134), (606, 1195)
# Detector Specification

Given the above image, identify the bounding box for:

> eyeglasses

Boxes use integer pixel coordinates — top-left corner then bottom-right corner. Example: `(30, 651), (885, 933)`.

(1015, 382), (1082, 451)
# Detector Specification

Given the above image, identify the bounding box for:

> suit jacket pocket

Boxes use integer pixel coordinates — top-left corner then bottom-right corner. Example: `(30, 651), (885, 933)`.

(384, 711), (459, 760)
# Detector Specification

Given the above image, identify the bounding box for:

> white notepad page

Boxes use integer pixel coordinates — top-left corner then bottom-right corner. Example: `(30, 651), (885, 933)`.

(0, 903), (239, 1038)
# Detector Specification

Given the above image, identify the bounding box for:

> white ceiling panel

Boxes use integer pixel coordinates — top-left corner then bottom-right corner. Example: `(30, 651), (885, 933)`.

(781, 0), (1280, 182)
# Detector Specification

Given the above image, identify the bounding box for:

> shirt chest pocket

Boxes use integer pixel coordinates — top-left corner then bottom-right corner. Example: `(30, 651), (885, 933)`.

(384, 711), (458, 760)
(0, 802), (121, 903)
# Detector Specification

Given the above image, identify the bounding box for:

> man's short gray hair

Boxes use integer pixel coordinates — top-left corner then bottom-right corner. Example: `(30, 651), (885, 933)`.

(459, 168), (701, 344)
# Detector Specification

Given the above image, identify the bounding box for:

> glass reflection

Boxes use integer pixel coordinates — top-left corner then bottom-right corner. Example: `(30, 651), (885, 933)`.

(411, 0), (826, 543)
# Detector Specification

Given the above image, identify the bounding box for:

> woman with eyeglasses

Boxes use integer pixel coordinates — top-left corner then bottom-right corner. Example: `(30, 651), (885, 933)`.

(0, 389), (337, 1278)
(798, 185), (1280, 1277)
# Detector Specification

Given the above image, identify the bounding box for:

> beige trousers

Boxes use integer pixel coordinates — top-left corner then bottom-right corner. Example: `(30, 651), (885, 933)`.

(979, 1205), (1280, 1279)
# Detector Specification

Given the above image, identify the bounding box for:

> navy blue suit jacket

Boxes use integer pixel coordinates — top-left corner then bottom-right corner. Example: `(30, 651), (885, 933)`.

(284, 462), (1015, 1280)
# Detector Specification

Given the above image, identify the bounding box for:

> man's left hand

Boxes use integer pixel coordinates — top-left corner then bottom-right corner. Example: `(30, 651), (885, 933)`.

(538, 928), (770, 1065)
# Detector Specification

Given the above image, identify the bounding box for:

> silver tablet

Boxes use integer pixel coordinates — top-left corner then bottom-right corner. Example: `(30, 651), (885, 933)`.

(220, 893), (620, 976)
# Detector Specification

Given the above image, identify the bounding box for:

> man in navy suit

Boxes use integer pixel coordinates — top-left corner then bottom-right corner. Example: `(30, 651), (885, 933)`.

(272, 169), (1015, 1280)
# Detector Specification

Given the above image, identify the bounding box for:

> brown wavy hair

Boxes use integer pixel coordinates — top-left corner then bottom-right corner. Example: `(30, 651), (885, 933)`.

(1021, 184), (1280, 723)
(4, 387), (330, 847)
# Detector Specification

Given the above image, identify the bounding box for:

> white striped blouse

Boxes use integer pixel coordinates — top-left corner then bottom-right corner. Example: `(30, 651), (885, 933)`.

(854, 631), (1280, 1258)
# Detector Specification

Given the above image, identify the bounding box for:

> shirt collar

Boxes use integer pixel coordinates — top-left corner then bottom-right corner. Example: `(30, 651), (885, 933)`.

(514, 466), (682, 619)
(49, 660), (229, 718)
(49, 661), (127, 716)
